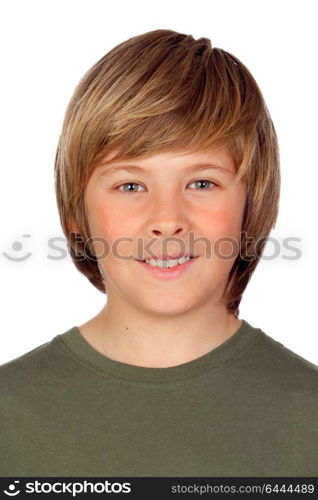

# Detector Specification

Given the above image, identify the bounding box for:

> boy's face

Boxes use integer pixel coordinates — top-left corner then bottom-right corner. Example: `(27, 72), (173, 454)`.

(81, 145), (246, 315)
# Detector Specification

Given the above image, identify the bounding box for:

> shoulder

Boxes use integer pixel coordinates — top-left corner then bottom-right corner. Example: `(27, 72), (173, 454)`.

(0, 338), (53, 392)
(250, 326), (318, 391)
(258, 328), (317, 369)
(0, 329), (74, 396)
(1, 338), (51, 370)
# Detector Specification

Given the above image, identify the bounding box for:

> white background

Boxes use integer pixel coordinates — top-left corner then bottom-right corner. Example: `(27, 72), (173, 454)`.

(0, 0), (317, 365)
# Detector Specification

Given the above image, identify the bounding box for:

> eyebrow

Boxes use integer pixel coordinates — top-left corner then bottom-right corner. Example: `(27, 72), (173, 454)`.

(99, 163), (234, 177)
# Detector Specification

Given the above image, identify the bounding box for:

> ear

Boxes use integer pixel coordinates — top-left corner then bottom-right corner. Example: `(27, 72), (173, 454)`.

(67, 218), (80, 234)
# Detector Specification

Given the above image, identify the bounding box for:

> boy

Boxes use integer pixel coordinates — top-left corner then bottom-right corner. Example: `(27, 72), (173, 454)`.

(1, 29), (317, 477)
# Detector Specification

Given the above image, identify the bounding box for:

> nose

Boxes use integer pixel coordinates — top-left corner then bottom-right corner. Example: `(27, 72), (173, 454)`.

(152, 225), (184, 237)
(147, 194), (190, 237)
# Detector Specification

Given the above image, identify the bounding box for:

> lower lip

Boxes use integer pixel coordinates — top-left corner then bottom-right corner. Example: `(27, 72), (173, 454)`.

(135, 257), (199, 279)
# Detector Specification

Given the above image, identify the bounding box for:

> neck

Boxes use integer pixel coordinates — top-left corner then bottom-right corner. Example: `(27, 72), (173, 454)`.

(78, 297), (241, 368)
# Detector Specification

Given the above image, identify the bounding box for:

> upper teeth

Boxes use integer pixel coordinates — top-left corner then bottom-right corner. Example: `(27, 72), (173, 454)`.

(144, 256), (192, 267)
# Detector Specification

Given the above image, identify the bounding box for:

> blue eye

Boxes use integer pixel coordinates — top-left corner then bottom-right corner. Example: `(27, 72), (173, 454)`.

(117, 182), (144, 193)
(188, 180), (217, 190)
(116, 179), (218, 193)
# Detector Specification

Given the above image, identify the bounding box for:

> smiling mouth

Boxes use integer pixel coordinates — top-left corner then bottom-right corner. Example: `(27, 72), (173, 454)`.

(136, 256), (198, 269)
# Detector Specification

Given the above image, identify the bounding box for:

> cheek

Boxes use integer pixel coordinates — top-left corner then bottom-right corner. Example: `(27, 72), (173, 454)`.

(204, 208), (242, 238)
(86, 197), (136, 259)
(194, 184), (245, 240)
(200, 208), (243, 261)
(87, 198), (132, 240)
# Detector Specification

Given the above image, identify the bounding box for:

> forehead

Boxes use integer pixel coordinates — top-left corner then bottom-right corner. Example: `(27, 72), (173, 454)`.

(94, 144), (236, 175)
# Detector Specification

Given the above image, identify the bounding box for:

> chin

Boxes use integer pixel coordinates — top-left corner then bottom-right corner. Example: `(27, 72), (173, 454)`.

(136, 294), (201, 317)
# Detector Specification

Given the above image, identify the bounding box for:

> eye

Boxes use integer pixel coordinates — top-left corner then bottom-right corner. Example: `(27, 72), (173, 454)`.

(188, 179), (218, 190)
(117, 182), (144, 193)
(115, 179), (219, 194)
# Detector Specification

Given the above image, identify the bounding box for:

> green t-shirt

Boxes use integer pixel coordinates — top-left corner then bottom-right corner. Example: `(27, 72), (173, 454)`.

(0, 319), (317, 477)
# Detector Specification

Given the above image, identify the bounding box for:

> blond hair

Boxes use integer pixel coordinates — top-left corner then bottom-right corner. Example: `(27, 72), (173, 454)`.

(54, 29), (280, 317)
